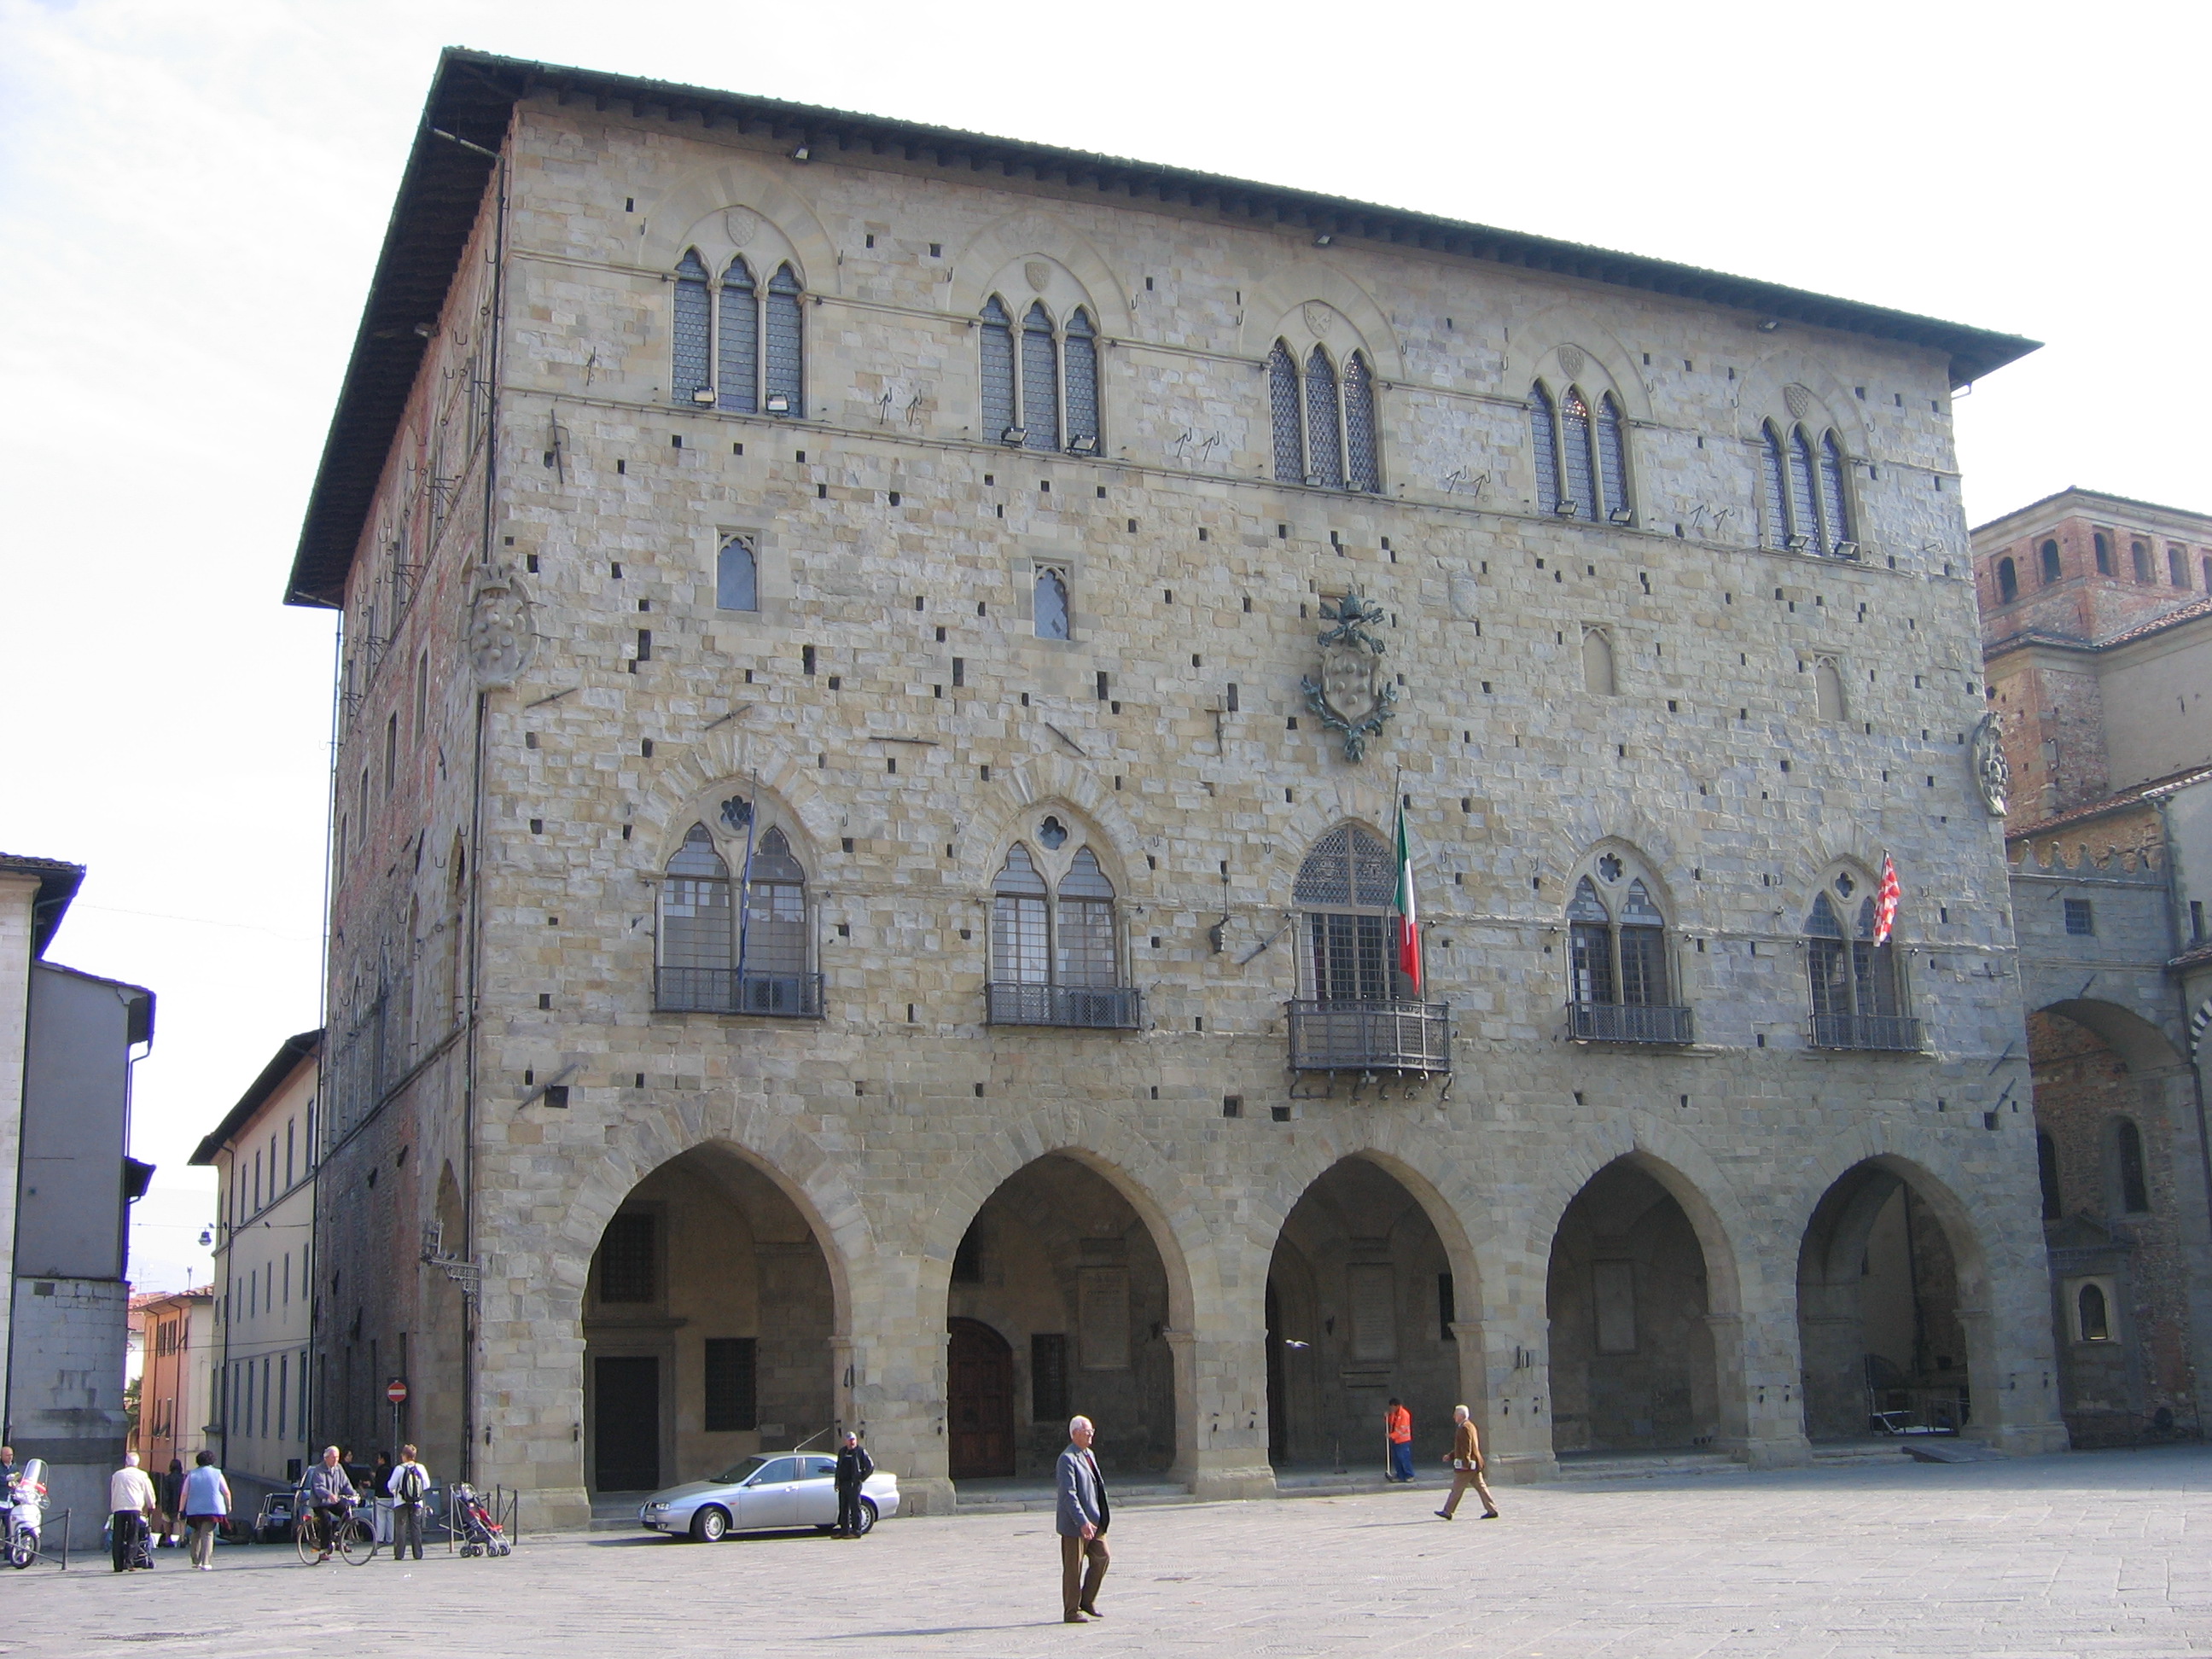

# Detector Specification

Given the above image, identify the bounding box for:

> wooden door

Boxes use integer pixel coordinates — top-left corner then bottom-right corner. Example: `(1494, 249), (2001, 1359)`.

(948, 1318), (1016, 1478)
(593, 1355), (661, 1492)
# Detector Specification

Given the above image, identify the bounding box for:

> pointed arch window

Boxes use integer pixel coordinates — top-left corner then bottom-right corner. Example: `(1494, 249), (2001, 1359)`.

(1761, 422), (1855, 556)
(1289, 824), (1450, 1074)
(1788, 429), (1820, 550)
(2040, 539), (2062, 585)
(1818, 434), (1852, 552)
(716, 535), (759, 612)
(1268, 340), (1382, 492)
(988, 836), (1136, 1027)
(1996, 556), (2018, 604)
(1531, 380), (1630, 521)
(1805, 876), (1918, 1049)
(1760, 422), (1790, 547)
(980, 294), (1102, 454)
(1033, 566), (1070, 640)
(1566, 866), (1687, 1042)
(671, 250), (806, 416)
(655, 818), (819, 1016)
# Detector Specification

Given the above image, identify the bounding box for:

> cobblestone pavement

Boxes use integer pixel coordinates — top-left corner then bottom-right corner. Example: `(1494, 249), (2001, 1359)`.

(5, 1448), (2209, 1658)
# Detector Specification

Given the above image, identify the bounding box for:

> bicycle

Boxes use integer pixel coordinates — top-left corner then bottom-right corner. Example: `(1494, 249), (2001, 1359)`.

(294, 1501), (375, 1566)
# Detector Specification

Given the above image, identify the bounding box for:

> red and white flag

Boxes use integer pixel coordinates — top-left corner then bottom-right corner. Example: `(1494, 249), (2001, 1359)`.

(1394, 806), (1422, 994)
(1873, 853), (1901, 946)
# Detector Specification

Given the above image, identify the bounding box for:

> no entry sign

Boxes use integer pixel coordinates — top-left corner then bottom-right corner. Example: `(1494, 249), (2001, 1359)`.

(387, 1379), (410, 1405)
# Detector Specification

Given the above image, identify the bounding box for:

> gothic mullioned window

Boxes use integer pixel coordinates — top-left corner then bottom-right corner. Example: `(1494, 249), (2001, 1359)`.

(1269, 341), (1380, 492)
(1528, 381), (1631, 521)
(988, 827), (1133, 1027)
(655, 818), (818, 1016)
(669, 249), (806, 416)
(1760, 422), (1854, 555)
(1565, 859), (1686, 1042)
(1804, 872), (1915, 1050)
(1294, 824), (1396, 1002)
(980, 296), (1101, 453)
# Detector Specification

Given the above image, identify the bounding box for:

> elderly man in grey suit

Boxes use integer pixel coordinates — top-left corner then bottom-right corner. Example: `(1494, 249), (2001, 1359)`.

(1054, 1414), (1110, 1623)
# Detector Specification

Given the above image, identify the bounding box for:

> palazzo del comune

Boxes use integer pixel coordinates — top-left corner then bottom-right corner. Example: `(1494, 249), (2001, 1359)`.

(289, 50), (2069, 1525)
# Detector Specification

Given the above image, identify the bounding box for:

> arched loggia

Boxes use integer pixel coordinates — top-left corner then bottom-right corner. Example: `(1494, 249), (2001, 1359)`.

(1266, 1155), (1472, 1474)
(945, 1152), (1190, 1483)
(581, 1143), (845, 1495)
(1796, 1157), (1979, 1441)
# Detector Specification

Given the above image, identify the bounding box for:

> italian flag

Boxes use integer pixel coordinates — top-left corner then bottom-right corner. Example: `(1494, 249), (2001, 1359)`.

(1394, 806), (1422, 994)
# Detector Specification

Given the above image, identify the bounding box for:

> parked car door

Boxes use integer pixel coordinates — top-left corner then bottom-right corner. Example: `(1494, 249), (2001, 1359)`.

(793, 1455), (839, 1523)
(735, 1458), (802, 1529)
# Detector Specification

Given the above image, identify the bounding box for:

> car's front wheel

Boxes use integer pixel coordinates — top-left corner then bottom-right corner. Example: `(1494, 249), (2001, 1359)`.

(853, 1499), (877, 1537)
(689, 1507), (730, 1543)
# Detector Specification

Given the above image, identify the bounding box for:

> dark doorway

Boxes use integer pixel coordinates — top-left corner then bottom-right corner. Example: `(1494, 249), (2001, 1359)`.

(1265, 1281), (1287, 1462)
(593, 1355), (661, 1491)
(948, 1317), (1016, 1477)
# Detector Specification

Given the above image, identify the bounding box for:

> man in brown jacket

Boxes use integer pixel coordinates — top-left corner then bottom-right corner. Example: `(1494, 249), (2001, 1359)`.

(1435, 1403), (1499, 1519)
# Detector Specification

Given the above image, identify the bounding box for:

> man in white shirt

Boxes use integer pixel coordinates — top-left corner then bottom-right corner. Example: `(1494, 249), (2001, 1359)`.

(108, 1452), (158, 1572)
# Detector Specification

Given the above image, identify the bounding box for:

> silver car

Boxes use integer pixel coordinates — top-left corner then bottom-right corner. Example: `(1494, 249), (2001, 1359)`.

(637, 1452), (900, 1541)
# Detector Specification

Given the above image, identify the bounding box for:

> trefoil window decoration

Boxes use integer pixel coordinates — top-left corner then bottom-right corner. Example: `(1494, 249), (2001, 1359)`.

(989, 835), (1135, 1027)
(979, 295), (1101, 453)
(1269, 340), (1380, 492)
(1528, 380), (1631, 521)
(1761, 422), (1854, 556)
(669, 248), (806, 417)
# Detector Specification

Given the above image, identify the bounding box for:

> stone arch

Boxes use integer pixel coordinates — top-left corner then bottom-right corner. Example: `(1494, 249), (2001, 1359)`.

(633, 735), (845, 879)
(1264, 793), (1441, 905)
(946, 210), (1134, 335)
(1501, 315), (1654, 423)
(954, 751), (1148, 896)
(2034, 997), (2185, 1074)
(1528, 1131), (1750, 1324)
(1238, 263), (1403, 380)
(1731, 352), (1870, 456)
(636, 160), (840, 291)
(1560, 836), (1685, 926)
(1534, 805), (1688, 903)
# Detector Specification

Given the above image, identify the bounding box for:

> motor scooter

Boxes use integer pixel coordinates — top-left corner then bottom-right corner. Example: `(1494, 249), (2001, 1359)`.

(7, 1458), (47, 1568)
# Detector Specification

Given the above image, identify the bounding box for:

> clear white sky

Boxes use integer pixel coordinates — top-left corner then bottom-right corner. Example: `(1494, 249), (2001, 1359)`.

(3, 0), (2204, 1291)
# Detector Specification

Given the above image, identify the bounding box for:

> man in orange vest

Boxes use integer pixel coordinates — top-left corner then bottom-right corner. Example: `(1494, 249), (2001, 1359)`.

(1385, 1398), (1414, 1483)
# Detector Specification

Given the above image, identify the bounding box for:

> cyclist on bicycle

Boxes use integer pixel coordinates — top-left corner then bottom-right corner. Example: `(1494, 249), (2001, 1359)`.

(302, 1447), (358, 1563)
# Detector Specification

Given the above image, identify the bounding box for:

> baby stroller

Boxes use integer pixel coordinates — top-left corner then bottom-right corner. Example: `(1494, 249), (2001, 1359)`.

(449, 1483), (510, 1557)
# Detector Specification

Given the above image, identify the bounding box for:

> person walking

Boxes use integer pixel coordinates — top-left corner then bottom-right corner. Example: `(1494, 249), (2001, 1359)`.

(1435, 1404), (1499, 1520)
(1385, 1399), (1415, 1483)
(108, 1452), (158, 1571)
(369, 1452), (395, 1548)
(831, 1432), (873, 1538)
(160, 1457), (187, 1547)
(180, 1450), (231, 1571)
(1054, 1415), (1110, 1623)
(387, 1445), (432, 1563)
(303, 1446), (359, 1563)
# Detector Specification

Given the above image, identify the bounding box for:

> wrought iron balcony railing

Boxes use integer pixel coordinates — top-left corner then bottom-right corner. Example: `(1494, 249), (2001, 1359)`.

(1807, 1012), (1924, 1052)
(1567, 1001), (1695, 1045)
(655, 968), (824, 1019)
(987, 981), (1142, 1030)
(1287, 998), (1452, 1074)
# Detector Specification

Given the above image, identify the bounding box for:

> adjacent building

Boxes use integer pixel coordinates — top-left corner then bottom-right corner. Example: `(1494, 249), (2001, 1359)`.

(190, 1030), (320, 1506)
(288, 50), (2064, 1524)
(1, 853), (155, 1522)
(1974, 488), (2212, 1445)
(131, 1285), (216, 1476)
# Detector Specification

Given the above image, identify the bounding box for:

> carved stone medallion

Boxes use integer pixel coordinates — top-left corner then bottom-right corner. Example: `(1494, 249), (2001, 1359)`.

(1300, 589), (1400, 762)
(1557, 345), (1585, 377)
(1448, 573), (1482, 620)
(468, 571), (536, 689)
(1024, 260), (1051, 294)
(1303, 302), (1334, 336)
(1784, 383), (1814, 421)
(723, 207), (763, 246)
(1969, 712), (2010, 817)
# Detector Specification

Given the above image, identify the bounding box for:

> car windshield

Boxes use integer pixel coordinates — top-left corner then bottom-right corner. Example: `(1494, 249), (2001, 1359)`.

(713, 1457), (771, 1484)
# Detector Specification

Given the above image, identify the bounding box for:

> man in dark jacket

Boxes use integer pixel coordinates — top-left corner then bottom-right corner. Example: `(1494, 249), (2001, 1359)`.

(832, 1432), (873, 1537)
(1055, 1416), (1109, 1622)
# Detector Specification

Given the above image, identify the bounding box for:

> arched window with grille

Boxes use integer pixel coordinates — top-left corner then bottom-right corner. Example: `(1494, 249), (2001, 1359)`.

(1997, 556), (2019, 604)
(1817, 433), (1852, 552)
(1597, 393), (1631, 522)
(1805, 872), (1915, 1050)
(1529, 382), (1562, 515)
(763, 263), (805, 415)
(655, 816), (819, 1016)
(1565, 860), (1685, 1042)
(672, 250), (713, 404)
(1529, 378), (1631, 521)
(717, 257), (759, 412)
(1021, 301), (1061, 451)
(1787, 429), (1820, 549)
(2040, 538), (2063, 585)
(1063, 308), (1099, 451)
(988, 825), (1134, 1027)
(1269, 338), (1381, 492)
(1761, 422), (1854, 555)
(981, 295), (1017, 439)
(1344, 352), (1379, 492)
(716, 535), (759, 612)
(1295, 824), (1397, 1003)
(1760, 422), (1791, 547)
(1560, 387), (1598, 521)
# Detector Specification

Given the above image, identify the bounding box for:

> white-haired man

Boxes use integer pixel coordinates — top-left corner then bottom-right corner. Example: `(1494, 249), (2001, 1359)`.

(1054, 1415), (1111, 1622)
(108, 1452), (158, 1571)
(1435, 1404), (1499, 1520)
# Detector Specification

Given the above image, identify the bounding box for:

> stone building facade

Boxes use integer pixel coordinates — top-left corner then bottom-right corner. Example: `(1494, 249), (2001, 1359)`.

(1975, 489), (2212, 1445)
(290, 50), (2065, 1525)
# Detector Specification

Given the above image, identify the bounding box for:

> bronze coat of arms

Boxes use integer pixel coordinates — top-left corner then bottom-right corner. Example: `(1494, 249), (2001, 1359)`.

(1301, 589), (1399, 761)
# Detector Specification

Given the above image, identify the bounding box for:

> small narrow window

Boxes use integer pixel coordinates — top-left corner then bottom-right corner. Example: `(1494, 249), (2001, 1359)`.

(1528, 382), (1562, 513)
(1788, 428), (1819, 546)
(1996, 556), (2018, 604)
(1063, 308), (1099, 451)
(2064, 897), (2093, 935)
(715, 535), (759, 612)
(2078, 1281), (2110, 1342)
(671, 249), (712, 405)
(2133, 540), (2154, 583)
(763, 263), (805, 416)
(717, 256), (760, 413)
(1817, 433), (1850, 552)
(1815, 659), (1846, 721)
(1760, 423), (1790, 548)
(1343, 351), (1379, 492)
(2093, 531), (2113, 575)
(2171, 545), (2191, 587)
(1303, 346), (1342, 488)
(1033, 567), (1070, 641)
(1560, 387), (1598, 521)
(1021, 301), (1060, 451)
(2116, 1118), (2150, 1213)
(1580, 628), (1615, 696)
(1269, 341), (1303, 482)
(2039, 538), (2062, 585)
(980, 295), (1017, 440)
(1597, 393), (1630, 520)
